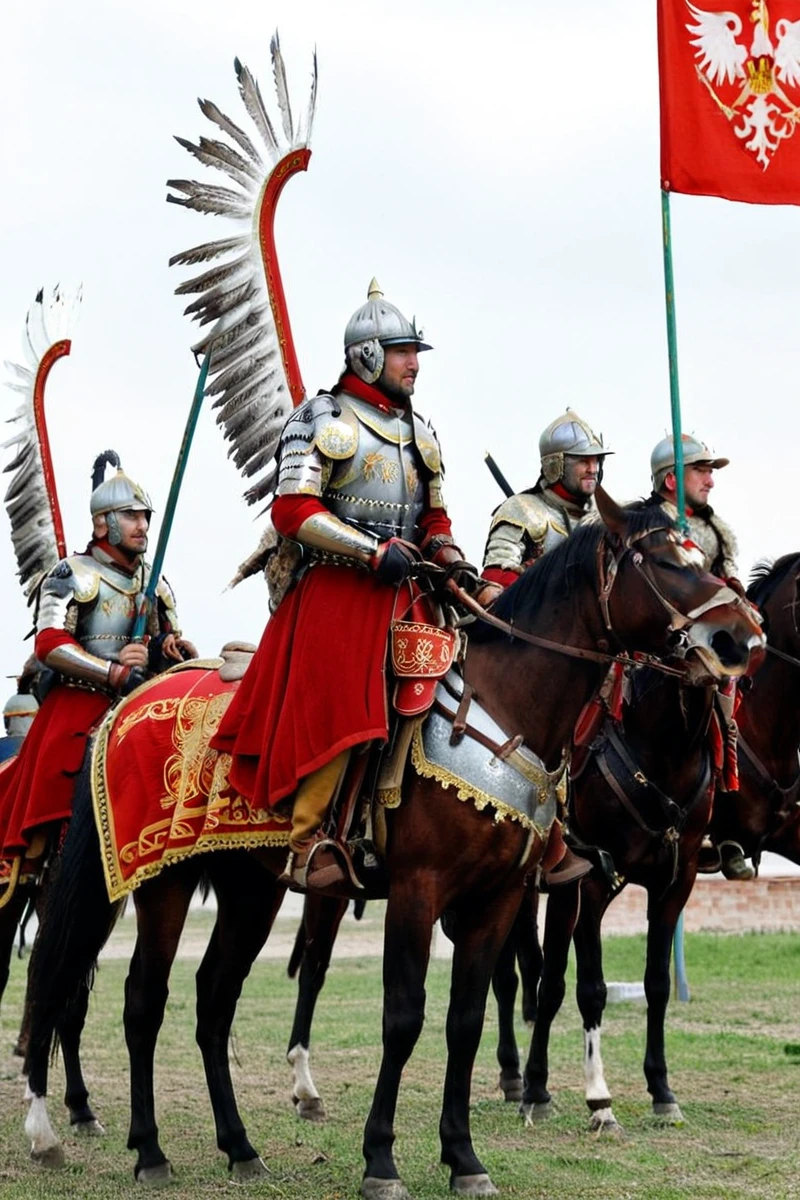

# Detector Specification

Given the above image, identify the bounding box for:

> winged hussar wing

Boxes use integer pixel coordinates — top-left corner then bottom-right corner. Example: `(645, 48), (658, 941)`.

(2, 286), (80, 595)
(685, 2), (747, 87)
(775, 19), (800, 89)
(168, 32), (317, 507)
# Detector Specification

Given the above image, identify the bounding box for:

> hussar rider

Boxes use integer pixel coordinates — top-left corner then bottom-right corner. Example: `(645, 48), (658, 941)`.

(480, 409), (613, 885)
(643, 432), (752, 882)
(0, 455), (196, 868)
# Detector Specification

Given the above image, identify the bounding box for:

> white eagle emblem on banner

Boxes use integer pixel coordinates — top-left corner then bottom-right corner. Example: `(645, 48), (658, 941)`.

(686, 0), (800, 168)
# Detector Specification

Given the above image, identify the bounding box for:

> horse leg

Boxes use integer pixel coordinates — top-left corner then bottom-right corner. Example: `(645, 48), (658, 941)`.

(286, 893), (349, 1121)
(515, 887), (542, 1025)
(491, 927), (522, 1103)
(521, 880), (582, 1123)
(57, 978), (104, 1135)
(361, 878), (436, 1200)
(124, 866), (199, 1183)
(439, 887), (524, 1196)
(0, 886), (29, 1076)
(572, 877), (619, 1133)
(644, 876), (694, 1125)
(195, 854), (284, 1180)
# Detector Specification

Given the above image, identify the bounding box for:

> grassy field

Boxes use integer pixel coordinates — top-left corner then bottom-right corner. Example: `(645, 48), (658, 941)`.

(0, 913), (799, 1199)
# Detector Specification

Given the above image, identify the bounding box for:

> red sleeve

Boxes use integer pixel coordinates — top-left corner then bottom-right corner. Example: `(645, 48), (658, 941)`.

(418, 507), (454, 541)
(271, 495), (328, 540)
(35, 628), (81, 662)
(481, 566), (520, 589)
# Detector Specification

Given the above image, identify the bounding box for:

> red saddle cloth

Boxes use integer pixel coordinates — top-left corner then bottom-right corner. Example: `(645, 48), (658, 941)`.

(92, 664), (290, 902)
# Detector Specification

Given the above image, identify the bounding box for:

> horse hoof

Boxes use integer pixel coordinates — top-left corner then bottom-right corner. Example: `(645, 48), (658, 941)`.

(230, 1156), (268, 1180)
(589, 1111), (624, 1137)
(452, 1173), (499, 1196)
(136, 1162), (174, 1186)
(72, 1118), (105, 1137)
(653, 1101), (685, 1127)
(361, 1177), (412, 1200)
(521, 1100), (553, 1125)
(498, 1071), (523, 1103)
(30, 1143), (65, 1169)
(295, 1095), (326, 1122)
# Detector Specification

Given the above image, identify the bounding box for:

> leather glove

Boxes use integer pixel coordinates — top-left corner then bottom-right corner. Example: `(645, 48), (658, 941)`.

(431, 543), (480, 595)
(371, 538), (422, 586)
(109, 664), (149, 696)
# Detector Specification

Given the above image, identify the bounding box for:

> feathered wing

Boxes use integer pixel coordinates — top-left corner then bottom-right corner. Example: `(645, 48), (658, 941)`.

(685, 2), (747, 87)
(2, 286), (81, 595)
(775, 18), (800, 89)
(168, 34), (317, 508)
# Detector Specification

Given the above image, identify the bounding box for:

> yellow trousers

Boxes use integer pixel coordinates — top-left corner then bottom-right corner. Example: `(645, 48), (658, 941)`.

(290, 750), (350, 850)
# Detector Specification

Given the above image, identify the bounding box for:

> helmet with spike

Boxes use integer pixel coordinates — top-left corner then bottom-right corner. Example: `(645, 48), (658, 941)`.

(90, 450), (153, 546)
(344, 279), (432, 385)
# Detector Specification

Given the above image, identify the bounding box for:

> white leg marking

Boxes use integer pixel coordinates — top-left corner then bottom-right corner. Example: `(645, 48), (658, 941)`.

(287, 1043), (319, 1102)
(25, 1095), (60, 1155)
(23, 1080), (34, 1103)
(583, 1026), (611, 1104)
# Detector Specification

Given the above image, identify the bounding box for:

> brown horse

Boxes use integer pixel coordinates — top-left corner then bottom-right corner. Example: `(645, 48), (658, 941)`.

(23, 495), (764, 1198)
(709, 553), (800, 869)
(518, 658), (723, 1131)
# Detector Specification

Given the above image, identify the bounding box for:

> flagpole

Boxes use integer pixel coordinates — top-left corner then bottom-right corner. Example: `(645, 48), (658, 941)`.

(660, 188), (688, 534)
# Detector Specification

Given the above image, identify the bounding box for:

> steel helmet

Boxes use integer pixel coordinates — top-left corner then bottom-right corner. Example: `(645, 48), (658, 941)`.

(539, 409), (612, 486)
(650, 434), (729, 493)
(344, 279), (432, 384)
(89, 451), (153, 546)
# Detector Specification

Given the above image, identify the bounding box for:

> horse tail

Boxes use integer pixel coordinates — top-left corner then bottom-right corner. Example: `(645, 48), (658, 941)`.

(26, 759), (117, 1071)
(287, 917), (306, 979)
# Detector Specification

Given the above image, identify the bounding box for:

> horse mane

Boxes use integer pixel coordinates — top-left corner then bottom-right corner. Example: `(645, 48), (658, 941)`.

(470, 503), (674, 643)
(747, 553), (800, 608)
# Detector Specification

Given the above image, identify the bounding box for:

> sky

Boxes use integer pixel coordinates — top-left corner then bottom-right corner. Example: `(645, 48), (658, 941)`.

(1, 1), (799, 865)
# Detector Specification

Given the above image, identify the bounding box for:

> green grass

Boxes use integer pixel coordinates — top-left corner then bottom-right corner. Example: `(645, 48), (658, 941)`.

(0, 921), (799, 1199)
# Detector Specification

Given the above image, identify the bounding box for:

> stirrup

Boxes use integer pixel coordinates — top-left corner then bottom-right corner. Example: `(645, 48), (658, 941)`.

(719, 840), (755, 882)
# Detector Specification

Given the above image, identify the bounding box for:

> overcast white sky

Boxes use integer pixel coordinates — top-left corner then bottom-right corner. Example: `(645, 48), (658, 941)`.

(1, 2), (798, 875)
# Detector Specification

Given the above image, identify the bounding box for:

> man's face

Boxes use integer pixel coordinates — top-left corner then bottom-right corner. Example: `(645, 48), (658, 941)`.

(379, 344), (419, 402)
(665, 464), (714, 509)
(116, 509), (150, 555)
(563, 455), (600, 498)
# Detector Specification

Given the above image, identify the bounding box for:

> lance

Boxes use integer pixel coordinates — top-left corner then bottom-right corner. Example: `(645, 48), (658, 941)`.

(484, 451), (515, 499)
(660, 190), (689, 535)
(131, 351), (212, 642)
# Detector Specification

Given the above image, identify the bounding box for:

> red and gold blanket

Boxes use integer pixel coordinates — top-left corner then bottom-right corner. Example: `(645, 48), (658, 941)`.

(91, 662), (290, 902)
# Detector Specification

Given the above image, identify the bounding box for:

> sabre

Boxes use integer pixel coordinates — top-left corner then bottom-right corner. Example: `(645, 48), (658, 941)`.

(131, 351), (213, 642)
(484, 451), (515, 499)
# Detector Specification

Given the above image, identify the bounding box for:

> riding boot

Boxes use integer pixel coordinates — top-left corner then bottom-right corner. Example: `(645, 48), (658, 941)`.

(540, 821), (592, 888)
(280, 752), (351, 893)
(719, 840), (755, 882)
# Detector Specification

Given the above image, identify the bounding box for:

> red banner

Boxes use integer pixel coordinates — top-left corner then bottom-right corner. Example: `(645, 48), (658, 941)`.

(659, 0), (800, 203)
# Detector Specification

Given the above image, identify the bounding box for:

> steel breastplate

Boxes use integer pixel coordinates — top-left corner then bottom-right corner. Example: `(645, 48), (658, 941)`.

(75, 559), (145, 662)
(323, 397), (426, 542)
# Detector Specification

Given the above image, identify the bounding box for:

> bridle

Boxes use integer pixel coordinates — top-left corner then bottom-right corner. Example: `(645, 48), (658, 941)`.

(441, 525), (741, 681)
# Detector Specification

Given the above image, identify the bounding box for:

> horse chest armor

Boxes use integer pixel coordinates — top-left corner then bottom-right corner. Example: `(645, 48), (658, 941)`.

(324, 399), (427, 542)
(76, 562), (145, 661)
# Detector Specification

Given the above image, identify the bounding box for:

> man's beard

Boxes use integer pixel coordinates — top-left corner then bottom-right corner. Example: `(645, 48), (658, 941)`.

(377, 374), (414, 404)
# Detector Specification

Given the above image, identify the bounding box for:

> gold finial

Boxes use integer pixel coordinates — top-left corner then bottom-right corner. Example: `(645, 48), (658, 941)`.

(367, 278), (383, 301)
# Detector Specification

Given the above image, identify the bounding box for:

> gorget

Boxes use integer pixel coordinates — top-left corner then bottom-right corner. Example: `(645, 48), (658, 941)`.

(411, 670), (563, 836)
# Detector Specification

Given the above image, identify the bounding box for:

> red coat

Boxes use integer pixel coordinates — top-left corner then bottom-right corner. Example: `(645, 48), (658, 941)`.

(212, 375), (454, 809)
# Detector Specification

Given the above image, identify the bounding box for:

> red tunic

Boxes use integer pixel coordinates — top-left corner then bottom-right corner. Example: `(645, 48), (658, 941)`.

(212, 375), (454, 809)
(0, 627), (111, 856)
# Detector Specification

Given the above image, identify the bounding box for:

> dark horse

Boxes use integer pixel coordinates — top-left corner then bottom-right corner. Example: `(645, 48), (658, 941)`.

(517, 656), (727, 1131)
(22, 496), (763, 1198)
(709, 554), (800, 872)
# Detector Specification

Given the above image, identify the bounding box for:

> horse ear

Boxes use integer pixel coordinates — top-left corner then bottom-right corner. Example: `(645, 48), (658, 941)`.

(594, 485), (629, 539)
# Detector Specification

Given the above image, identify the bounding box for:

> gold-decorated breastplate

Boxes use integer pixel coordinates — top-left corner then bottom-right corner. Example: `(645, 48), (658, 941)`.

(323, 396), (427, 542)
(75, 557), (146, 662)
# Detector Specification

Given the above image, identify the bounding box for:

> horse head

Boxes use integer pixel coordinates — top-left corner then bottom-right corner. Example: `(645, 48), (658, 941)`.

(595, 487), (765, 684)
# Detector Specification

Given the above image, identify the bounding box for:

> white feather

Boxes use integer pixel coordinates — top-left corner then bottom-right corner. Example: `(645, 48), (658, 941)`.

(775, 18), (800, 89)
(685, 2), (747, 86)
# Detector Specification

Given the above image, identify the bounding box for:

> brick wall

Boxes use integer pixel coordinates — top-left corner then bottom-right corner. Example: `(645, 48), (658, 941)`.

(597, 875), (800, 935)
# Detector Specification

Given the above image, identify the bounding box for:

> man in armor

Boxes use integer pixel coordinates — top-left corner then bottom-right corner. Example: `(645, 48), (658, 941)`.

(481, 409), (612, 592)
(0, 455), (195, 865)
(0, 693), (39, 763)
(214, 282), (469, 893)
(643, 433), (752, 881)
(477, 411), (612, 885)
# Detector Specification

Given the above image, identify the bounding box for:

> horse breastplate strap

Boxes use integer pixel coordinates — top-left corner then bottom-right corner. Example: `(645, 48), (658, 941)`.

(411, 669), (562, 837)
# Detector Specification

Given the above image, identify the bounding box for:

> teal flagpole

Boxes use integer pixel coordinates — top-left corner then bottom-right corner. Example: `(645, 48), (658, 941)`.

(660, 189), (689, 535)
(131, 351), (213, 642)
